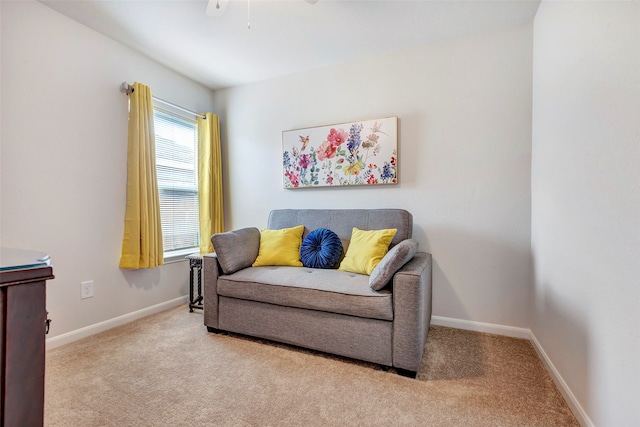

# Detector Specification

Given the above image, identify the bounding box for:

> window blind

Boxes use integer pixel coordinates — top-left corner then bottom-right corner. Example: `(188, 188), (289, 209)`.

(153, 108), (199, 254)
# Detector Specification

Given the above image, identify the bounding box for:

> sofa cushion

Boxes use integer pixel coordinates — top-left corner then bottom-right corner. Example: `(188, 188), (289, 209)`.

(338, 228), (397, 275)
(300, 228), (343, 269)
(253, 225), (304, 267)
(369, 239), (418, 290)
(211, 227), (260, 274)
(217, 266), (393, 321)
(267, 209), (413, 247)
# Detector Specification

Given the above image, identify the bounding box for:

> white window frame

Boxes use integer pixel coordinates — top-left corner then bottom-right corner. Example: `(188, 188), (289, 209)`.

(153, 106), (200, 262)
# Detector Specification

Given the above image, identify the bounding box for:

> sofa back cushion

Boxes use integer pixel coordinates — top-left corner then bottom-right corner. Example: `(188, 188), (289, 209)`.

(267, 209), (412, 249)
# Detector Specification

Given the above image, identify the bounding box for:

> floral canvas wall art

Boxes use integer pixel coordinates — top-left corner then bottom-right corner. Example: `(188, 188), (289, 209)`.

(282, 116), (398, 188)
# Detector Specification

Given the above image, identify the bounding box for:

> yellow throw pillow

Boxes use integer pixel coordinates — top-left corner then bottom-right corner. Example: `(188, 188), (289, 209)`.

(252, 225), (305, 267)
(338, 228), (398, 275)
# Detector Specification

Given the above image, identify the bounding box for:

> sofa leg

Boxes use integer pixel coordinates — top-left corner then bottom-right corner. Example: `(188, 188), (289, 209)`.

(396, 368), (417, 379)
(207, 326), (223, 334)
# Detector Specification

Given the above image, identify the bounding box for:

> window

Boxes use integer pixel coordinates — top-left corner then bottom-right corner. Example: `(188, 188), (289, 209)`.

(153, 108), (199, 258)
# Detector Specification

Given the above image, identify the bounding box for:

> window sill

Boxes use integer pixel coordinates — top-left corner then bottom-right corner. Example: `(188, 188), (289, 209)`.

(164, 248), (200, 264)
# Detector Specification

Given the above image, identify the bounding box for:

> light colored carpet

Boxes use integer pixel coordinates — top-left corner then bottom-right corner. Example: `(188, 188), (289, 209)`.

(45, 305), (578, 426)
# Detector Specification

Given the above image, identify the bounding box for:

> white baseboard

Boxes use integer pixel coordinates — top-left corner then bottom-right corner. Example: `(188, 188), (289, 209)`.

(431, 315), (531, 339)
(529, 332), (594, 427)
(46, 295), (189, 350)
(431, 315), (592, 427)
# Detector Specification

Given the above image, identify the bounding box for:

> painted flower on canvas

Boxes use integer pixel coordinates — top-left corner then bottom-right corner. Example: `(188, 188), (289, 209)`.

(282, 117), (397, 188)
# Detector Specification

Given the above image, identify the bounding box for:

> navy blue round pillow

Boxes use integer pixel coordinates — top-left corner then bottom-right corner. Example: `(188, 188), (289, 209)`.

(300, 228), (343, 269)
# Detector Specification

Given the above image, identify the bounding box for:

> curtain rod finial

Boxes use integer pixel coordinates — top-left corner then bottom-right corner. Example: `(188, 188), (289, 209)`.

(120, 82), (134, 95)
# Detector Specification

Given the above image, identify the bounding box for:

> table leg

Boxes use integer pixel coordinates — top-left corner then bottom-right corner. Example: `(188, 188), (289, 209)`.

(188, 263), (195, 312)
(196, 265), (203, 305)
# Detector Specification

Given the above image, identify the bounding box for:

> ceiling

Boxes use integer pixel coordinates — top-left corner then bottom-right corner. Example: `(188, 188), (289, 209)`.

(39, 0), (541, 90)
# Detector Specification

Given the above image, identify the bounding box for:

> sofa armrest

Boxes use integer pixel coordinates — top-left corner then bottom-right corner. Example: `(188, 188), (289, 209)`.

(203, 253), (222, 329)
(392, 252), (433, 373)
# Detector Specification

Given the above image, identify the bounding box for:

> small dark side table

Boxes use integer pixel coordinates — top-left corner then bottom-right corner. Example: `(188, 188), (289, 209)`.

(186, 254), (203, 312)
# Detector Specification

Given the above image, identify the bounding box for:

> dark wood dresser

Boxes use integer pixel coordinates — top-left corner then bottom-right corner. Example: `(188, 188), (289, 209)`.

(0, 249), (54, 427)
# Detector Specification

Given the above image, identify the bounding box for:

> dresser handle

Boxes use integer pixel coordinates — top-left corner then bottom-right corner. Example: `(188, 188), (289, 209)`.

(45, 318), (52, 335)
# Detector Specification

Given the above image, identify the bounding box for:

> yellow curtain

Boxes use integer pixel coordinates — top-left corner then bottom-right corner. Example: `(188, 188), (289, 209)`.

(119, 82), (164, 269)
(197, 113), (224, 254)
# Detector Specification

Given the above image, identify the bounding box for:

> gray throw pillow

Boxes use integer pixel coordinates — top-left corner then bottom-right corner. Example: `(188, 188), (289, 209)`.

(210, 227), (260, 274)
(369, 239), (418, 291)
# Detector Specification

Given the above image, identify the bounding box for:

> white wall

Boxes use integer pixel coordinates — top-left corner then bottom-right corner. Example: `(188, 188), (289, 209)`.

(214, 24), (534, 328)
(0, 1), (215, 340)
(532, 1), (640, 426)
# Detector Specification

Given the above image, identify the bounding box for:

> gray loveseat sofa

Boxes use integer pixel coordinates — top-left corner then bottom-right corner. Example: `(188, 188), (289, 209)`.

(203, 209), (432, 377)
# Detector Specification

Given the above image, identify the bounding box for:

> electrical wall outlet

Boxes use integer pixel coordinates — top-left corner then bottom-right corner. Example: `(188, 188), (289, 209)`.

(81, 280), (94, 299)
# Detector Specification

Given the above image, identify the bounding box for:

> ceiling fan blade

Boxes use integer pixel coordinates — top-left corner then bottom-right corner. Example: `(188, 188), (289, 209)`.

(205, 0), (229, 17)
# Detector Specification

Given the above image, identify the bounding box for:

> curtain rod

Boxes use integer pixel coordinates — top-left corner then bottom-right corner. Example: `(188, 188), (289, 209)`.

(119, 82), (206, 120)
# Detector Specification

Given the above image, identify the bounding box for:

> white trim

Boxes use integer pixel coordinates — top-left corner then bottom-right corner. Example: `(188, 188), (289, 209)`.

(431, 315), (531, 339)
(45, 295), (189, 350)
(430, 315), (593, 427)
(164, 247), (199, 262)
(529, 332), (594, 427)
